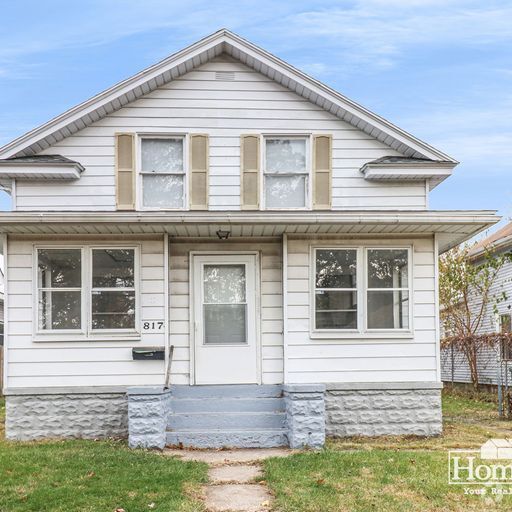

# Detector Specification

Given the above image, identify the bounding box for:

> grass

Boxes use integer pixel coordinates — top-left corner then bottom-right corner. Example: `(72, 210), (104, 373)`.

(0, 397), (208, 512)
(1, 388), (511, 511)
(264, 387), (512, 512)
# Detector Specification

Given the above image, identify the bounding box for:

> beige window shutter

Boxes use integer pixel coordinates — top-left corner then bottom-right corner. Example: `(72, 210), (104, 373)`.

(189, 134), (209, 210)
(313, 135), (332, 210)
(115, 133), (135, 210)
(240, 135), (260, 210)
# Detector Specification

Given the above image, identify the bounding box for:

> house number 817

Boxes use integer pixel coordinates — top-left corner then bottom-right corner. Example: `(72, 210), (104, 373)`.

(142, 321), (164, 332)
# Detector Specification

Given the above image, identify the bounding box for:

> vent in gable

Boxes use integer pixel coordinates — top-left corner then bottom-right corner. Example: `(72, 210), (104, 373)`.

(215, 71), (235, 81)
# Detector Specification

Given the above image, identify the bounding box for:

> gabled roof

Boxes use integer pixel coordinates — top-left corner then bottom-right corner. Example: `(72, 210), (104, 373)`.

(0, 29), (457, 163)
(470, 221), (512, 258)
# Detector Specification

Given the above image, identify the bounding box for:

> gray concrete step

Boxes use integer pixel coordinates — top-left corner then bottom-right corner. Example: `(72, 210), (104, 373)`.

(169, 411), (286, 430)
(166, 429), (289, 449)
(172, 397), (285, 413)
(170, 384), (283, 399)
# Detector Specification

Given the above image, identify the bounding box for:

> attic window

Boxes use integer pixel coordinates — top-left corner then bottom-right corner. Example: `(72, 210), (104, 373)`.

(215, 71), (235, 81)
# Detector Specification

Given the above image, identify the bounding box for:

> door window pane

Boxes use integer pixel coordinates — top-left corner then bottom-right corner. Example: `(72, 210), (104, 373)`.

(141, 138), (183, 173)
(367, 290), (409, 329)
(266, 138), (306, 173)
(142, 175), (184, 208)
(38, 290), (81, 330)
(265, 175), (306, 208)
(204, 304), (246, 344)
(368, 249), (408, 288)
(204, 265), (246, 303)
(203, 264), (247, 344)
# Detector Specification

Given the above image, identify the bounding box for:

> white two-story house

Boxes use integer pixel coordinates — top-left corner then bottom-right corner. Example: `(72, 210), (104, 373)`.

(0, 30), (498, 449)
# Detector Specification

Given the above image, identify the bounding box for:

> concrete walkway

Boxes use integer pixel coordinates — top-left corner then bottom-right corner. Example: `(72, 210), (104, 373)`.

(165, 448), (295, 512)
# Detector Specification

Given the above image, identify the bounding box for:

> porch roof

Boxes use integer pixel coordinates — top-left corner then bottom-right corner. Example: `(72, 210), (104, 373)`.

(0, 210), (498, 253)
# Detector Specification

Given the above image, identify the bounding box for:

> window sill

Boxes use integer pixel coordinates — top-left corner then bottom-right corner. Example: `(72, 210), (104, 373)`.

(309, 330), (414, 341)
(33, 333), (142, 343)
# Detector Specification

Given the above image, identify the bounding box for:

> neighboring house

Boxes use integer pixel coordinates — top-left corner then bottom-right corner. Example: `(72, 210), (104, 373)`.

(0, 30), (498, 448)
(441, 222), (512, 386)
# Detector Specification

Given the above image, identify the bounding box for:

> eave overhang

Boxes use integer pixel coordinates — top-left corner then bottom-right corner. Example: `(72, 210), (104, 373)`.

(0, 158), (84, 180)
(0, 210), (498, 253)
(361, 160), (456, 189)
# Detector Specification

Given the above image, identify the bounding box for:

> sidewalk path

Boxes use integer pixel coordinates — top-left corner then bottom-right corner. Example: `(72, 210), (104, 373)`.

(165, 448), (295, 512)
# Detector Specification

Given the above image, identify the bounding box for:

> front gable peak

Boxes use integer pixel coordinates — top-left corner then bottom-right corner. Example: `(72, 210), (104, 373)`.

(0, 29), (455, 165)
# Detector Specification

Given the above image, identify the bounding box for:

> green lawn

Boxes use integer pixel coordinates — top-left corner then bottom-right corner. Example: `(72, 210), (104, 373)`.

(264, 388), (512, 512)
(0, 397), (207, 512)
(1, 389), (511, 511)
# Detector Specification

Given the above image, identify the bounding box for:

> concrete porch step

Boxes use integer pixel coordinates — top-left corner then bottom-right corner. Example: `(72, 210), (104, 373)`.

(170, 384), (283, 399)
(169, 411), (286, 430)
(166, 429), (289, 449)
(172, 397), (285, 413)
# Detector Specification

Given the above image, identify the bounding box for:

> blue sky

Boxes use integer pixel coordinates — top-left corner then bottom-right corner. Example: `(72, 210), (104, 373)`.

(0, 0), (510, 227)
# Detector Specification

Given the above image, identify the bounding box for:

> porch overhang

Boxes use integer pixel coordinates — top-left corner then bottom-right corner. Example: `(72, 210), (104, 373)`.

(0, 210), (498, 253)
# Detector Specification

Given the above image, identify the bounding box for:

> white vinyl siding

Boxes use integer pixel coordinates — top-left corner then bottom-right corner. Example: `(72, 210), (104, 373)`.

(15, 57), (427, 211)
(169, 240), (283, 385)
(285, 236), (438, 384)
(5, 236), (166, 389)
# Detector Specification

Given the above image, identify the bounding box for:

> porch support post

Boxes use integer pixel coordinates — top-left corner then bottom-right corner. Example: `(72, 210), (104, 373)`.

(284, 383), (326, 449)
(282, 233), (288, 383)
(127, 386), (171, 449)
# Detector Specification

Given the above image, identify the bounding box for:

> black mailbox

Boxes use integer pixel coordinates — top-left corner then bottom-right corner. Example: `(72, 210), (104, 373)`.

(132, 346), (165, 360)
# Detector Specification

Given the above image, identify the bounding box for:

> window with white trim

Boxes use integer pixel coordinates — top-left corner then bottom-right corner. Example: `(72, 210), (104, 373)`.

(36, 246), (137, 334)
(314, 247), (411, 333)
(264, 137), (308, 208)
(367, 249), (409, 330)
(91, 249), (136, 330)
(140, 137), (185, 209)
(37, 249), (82, 331)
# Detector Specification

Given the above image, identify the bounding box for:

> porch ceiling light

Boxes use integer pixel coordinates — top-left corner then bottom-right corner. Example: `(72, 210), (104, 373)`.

(216, 229), (231, 240)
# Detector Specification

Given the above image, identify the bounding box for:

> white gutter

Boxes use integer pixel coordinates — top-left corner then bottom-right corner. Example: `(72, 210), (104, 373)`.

(0, 210), (499, 227)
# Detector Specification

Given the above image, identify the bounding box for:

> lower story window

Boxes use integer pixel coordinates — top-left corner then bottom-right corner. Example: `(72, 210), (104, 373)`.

(314, 247), (411, 333)
(36, 246), (137, 334)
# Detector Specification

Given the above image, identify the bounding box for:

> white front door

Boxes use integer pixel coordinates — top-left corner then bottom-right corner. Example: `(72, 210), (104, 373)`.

(192, 254), (259, 385)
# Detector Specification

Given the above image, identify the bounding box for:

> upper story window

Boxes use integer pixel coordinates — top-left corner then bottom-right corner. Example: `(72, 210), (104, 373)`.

(264, 137), (308, 209)
(313, 247), (411, 334)
(140, 137), (185, 209)
(37, 246), (138, 335)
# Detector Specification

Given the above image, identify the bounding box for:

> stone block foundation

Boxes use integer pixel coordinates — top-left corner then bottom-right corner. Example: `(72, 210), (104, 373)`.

(127, 386), (171, 449)
(284, 384), (326, 448)
(5, 392), (128, 440)
(325, 382), (443, 437)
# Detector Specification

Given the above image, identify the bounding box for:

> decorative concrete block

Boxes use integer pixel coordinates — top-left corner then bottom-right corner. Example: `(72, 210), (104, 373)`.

(283, 384), (326, 449)
(325, 385), (442, 437)
(5, 393), (128, 441)
(127, 386), (171, 450)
